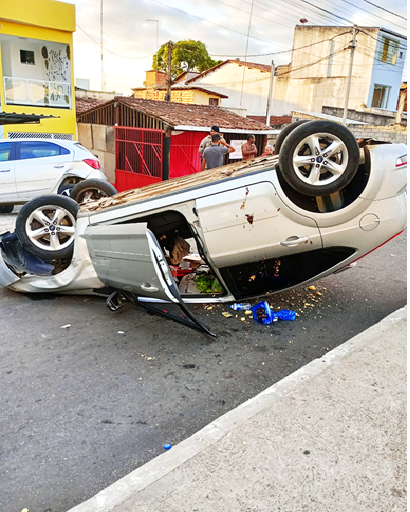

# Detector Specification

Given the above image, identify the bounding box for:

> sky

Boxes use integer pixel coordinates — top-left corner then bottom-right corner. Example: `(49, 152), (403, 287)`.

(67, 0), (407, 95)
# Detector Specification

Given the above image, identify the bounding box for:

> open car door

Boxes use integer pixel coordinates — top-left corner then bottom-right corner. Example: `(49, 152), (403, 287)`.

(84, 223), (215, 337)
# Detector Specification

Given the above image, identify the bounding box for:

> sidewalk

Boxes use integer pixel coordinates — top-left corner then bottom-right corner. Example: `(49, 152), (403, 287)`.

(70, 306), (407, 512)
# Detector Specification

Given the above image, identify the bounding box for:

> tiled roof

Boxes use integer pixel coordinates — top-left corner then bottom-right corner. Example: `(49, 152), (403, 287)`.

(185, 59), (272, 84)
(79, 96), (270, 130)
(75, 97), (106, 115)
(248, 115), (292, 127)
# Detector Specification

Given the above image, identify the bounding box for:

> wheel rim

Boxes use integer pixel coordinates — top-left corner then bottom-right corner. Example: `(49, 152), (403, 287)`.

(60, 188), (72, 197)
(25, 205), (76, 252)
(77, 188), (109, 204)
(292, 132), (349, 187)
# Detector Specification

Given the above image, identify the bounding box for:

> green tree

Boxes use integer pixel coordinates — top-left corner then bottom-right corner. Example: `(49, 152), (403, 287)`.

(152, 40), (222, 79)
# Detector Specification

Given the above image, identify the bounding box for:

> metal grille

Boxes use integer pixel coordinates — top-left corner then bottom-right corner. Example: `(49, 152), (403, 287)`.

(115, 126), (163, 192)
(7, 132), (74, 140)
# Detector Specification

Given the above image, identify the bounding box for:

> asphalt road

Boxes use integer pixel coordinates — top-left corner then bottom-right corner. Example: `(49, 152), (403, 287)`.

(0, 211), (406, 512)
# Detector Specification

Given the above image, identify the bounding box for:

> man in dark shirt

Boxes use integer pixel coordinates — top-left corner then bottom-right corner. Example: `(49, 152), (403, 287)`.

(202, 134), (235, 171)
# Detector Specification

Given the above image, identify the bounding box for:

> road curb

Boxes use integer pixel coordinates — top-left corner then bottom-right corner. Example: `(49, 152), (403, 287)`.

(68, 306), (407, 512)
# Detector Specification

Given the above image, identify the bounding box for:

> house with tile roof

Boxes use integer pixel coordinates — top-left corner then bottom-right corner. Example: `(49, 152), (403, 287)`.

(132, 61), (273, 115)
(132, 70), (228, 106)
(183, 59), (274, 117)
(76, 96), (276, 190)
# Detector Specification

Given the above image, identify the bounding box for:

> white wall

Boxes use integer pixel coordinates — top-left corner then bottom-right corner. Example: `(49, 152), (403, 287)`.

(271, 26), (382, 115)
(192, 62), (271, 116)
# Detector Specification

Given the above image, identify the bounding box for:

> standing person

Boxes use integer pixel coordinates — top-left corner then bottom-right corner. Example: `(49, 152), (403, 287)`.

(201, 134), (235, 171)
(241, 134), (257, 161)
(261, 144), (274, 156)
(198, 126), (226, 159)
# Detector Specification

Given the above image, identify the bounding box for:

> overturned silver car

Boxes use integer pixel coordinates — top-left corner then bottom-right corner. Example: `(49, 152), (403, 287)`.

(0, 121), (407, 335)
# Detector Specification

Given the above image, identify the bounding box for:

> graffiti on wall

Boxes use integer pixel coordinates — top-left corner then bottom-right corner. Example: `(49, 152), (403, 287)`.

(41, 45), (71, 105)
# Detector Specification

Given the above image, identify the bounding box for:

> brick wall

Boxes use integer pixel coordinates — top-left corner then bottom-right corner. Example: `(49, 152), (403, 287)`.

(77, 123), (115, 183)
(145, 70), (167, 88)
(291, 112), (407, 144)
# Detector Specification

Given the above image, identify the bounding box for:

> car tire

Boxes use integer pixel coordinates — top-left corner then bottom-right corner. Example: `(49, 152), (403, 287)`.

(70, 179), (117, 204)
(0, 205), (14, 214)
(16, 195), (79, 260)
(274, 120), (309, 154)
(278, 120), (360, 197)
(58, 183), (75, 197)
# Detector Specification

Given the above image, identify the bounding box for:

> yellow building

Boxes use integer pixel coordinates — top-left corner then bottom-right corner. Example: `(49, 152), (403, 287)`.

(132, 70), (228, 106)
(0, 0), (76, 139)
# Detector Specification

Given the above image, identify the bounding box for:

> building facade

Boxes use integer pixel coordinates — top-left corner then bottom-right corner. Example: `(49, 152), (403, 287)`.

(0, 0), (76, 139)
(272, 26), (407, 116)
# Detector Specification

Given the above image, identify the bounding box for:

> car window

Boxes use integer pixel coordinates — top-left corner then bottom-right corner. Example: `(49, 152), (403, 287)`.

(19, 141), (70, 160)
(0, 142), (13, 162)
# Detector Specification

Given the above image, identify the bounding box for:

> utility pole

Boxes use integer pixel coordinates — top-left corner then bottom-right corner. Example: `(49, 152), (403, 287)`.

(146, 19), (159, 85)
(240, 0), (254, 108)
(165, 40), (173, 101)
(342, 25), (357, 126)
(100, 0), (105, 91)
(265, 60), (275, 126)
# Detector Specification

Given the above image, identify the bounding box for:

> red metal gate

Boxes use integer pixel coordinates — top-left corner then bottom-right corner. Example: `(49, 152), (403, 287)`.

(115, 126), (163, 193)
(169, 131), (206, 179)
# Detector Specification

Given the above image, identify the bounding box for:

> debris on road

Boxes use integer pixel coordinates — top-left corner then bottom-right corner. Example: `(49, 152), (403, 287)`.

(222, 312), (233, 318)
(60, 324), (71, 329)
(164, 443), (172, 450)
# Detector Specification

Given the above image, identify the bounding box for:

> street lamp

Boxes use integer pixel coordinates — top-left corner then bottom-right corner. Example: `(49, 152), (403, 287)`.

(146, 19), (159, 85)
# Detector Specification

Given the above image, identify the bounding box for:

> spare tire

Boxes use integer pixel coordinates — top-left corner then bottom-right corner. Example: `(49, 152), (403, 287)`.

(16, 195), (79, 260)
(278, 120), (360, 197)
(274, 120), (309, 154)
(70, 179), (117, 204)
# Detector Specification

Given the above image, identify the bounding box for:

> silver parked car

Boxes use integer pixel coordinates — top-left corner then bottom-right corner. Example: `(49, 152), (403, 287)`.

(0, 138), (117, 213)
(0, 121), (406, 336)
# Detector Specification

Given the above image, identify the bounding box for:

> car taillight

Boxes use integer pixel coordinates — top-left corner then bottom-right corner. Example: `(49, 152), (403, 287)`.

(396, 155), (407, 167)
(84, 159), (100, 169)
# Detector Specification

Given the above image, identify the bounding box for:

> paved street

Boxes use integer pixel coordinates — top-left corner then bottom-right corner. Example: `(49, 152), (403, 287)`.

(0, 211), (406, 512)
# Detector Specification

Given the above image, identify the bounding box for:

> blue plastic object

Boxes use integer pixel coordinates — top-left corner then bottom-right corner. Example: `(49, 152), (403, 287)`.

(251, 301), (296, 324)
(164, 443), (172, 450)
(251, 301), (276, 324)
(275, 309), (297, 321)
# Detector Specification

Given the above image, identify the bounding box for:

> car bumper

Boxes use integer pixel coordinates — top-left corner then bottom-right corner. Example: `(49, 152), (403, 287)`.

(0, 253), (20, 286)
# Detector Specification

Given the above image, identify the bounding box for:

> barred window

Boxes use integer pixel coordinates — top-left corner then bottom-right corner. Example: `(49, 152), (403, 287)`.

(209, 98), (219, 106)
(377, 37), (400, 65)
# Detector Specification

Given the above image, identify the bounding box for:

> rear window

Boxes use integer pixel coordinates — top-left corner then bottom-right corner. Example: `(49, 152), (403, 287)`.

(19, 141), (70, 160)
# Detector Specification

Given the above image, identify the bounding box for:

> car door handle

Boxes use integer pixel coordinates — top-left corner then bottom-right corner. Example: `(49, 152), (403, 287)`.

(141, 284), (159, 293)
(280, 236), (309, 247)
(0, 168), (11, 172)
(53, 164), (65, 168)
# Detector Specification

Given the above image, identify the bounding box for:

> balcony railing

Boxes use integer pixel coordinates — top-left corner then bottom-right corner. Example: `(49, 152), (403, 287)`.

(3, 76), (71, 108)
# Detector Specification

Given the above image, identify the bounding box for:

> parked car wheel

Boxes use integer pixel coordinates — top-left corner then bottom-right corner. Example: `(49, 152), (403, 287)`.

(0, 205), (14, 214)
(278, 120), (360, 197)
(70, 179), (118, 204)
(274, 120), (309, 154)
(16, 195), (79, 260)
(58, 183), (75, 197)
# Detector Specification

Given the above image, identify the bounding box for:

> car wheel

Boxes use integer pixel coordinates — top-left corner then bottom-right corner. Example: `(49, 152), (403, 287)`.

(70, 179), (117, 204)
(274, 120), (309, 154)
(16, 195), (79, 260)
(58, 183), (75, 197)
(0, 205), (14, 214)
(278, 120), (360, 197)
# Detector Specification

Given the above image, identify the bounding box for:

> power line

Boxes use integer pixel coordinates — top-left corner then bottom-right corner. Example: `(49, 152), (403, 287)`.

(330, 0), (407, 30)
(211, 30), (352, 57)
(360, 0), (407, 21)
